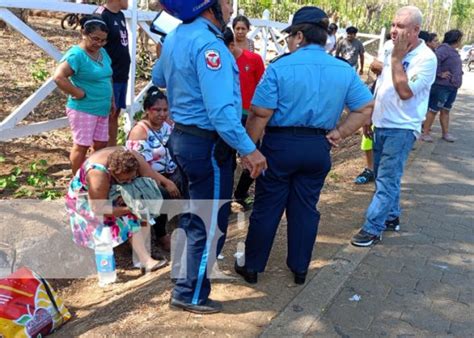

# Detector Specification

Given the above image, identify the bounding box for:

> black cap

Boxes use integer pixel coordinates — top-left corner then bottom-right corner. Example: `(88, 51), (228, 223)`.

(283, 6), (329, 33)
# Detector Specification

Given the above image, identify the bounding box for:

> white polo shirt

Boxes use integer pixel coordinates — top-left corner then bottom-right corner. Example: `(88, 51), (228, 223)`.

(372, 40), (437, 132)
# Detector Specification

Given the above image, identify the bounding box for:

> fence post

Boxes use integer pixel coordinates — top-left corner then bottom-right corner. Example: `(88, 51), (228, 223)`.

(378, 27), (386, 58)
(126, 0), (138, 131)
(261, 9), (270, 61)
(232, 0), (237, 20)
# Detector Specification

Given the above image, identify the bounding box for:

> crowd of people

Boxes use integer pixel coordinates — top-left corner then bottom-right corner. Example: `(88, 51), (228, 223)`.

(348, 26), (464, 185)
(53, 0), (466, 315)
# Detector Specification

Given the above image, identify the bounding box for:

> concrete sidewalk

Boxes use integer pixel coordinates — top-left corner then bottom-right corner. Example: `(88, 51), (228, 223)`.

(264, 72), (474, 337)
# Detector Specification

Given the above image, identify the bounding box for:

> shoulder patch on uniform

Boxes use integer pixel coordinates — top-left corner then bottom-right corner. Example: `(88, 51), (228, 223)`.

(94, 5), (105, 14)
(270, 53), (290, 64)
(205, 50), (222, 70)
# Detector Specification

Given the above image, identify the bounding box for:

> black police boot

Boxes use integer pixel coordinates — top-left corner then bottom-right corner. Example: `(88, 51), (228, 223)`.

(293, 271), (307, 285)
(234, 262), (258, 284)
(170, 298), (222, 314)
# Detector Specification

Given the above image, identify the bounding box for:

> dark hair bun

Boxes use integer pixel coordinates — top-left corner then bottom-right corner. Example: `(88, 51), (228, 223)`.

(143, 86), (167, 110)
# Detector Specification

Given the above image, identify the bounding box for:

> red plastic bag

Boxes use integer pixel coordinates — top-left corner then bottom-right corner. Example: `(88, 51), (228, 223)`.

(0, 268), (71, 337)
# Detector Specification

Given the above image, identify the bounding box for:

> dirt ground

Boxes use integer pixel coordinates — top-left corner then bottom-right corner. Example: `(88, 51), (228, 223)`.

(1, 15), (377, 336)
(44, 145), (373, 337)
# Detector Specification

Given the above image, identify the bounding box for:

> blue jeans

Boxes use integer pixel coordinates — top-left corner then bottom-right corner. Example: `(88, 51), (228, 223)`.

(363, 128), (416, 236)
(113, 82), (128, 109)
(428, 84), (458, 113)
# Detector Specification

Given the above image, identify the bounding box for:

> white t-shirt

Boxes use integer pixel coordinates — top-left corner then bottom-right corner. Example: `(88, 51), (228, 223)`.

(325, 34), (336, 53)
(372, 39), (437, 133)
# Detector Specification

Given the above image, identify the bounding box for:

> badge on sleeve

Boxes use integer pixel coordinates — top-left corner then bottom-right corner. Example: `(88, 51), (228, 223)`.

(205, 50), (222, 70)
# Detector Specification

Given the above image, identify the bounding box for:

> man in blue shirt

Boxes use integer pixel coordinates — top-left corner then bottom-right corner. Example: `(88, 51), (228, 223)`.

(153, 0), (267, 314)
(235, 6), (374, 286)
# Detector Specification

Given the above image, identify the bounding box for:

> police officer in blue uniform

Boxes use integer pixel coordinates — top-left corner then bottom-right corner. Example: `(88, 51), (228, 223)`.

(235, 6), (374, 285)
(153, 0), (267, 314)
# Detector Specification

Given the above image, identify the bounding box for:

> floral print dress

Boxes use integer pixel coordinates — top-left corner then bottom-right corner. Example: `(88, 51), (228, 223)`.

(65, 161), (141, 249)
(126, 121), (177, 174)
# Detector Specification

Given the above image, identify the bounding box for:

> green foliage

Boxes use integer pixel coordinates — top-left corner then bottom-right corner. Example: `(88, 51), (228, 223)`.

(117, 99), (145, 146)
(136, 49), (152, 80)
(117, 115), (127, 146)
(26, 159), (54, 188)
(133, 110), (144, 122)
(0, 167), (21, 190)
(38, 189), (62, 201)
(452, 0), (473, 28)
(328, 170), (341, 182)
(0, 159), (61, 200)
(14, 188), (33, 198)
(31, 58), (50, 83)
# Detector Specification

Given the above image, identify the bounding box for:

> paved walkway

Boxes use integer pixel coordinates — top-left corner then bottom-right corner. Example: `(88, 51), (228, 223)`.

(264, 72), (474, 337)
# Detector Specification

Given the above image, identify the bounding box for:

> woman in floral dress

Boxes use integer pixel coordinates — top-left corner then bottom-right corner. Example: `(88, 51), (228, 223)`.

(126, 86), (183, 251)
(65, 147), (179, 272)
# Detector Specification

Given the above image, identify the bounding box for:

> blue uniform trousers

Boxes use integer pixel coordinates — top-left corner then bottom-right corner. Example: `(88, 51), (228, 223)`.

(169, 129), (233, 305)
(245, 132), (331, 274)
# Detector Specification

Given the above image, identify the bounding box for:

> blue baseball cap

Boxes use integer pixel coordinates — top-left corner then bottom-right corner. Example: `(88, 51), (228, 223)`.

(283, 6), (329, 33)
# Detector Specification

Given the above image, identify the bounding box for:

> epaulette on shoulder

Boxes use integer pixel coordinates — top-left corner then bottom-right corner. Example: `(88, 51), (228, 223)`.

(270, 53), (290, 64)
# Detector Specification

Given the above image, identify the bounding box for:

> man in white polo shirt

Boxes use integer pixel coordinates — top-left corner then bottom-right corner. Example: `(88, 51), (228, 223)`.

(351, 6), (437, 247)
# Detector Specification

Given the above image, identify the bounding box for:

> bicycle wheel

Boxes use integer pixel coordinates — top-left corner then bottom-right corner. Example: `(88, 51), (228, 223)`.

(61, 13), (80, 30)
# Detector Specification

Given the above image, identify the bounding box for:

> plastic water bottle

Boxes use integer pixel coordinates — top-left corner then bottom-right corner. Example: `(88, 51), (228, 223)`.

(94, 226), (116, 287)
(234, 242), (245, 267)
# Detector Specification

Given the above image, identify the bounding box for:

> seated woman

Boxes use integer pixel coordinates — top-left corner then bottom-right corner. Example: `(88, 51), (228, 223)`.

(126, 87), (183, 251)
(65, 147), (180, 274)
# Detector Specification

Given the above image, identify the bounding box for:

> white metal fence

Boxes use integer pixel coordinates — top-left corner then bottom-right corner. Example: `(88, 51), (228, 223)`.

(0, 1), (385, 142)
(0, 0), (159, 141)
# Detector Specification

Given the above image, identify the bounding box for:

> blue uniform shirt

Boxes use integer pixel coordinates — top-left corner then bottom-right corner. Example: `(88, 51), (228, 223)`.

(152, 17), (256, 156)
(252, 45), (373, 129)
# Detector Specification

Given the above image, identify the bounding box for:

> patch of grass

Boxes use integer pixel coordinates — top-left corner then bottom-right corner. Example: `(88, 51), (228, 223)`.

(31, 58), (50, 83)
(328, 170), (341, 182)
(0, 158), (61, 200)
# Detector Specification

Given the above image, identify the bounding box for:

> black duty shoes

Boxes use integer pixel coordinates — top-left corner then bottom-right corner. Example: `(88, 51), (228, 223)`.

(234, 262), (258, 284)
(170, 298), (223, 314)
(351, 229), (382, 247)
(293, 271), (307, 285)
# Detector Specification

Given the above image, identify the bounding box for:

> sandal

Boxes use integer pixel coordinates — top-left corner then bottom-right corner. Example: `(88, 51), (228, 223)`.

(420, 134), (434, 143)
(140, 258), (168, 275)
(442, 133), (456, 142)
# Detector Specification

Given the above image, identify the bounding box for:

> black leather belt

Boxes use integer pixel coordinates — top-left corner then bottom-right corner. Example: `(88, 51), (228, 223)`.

(174, 123), (218, 140)
(266, 126), (329, 135)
